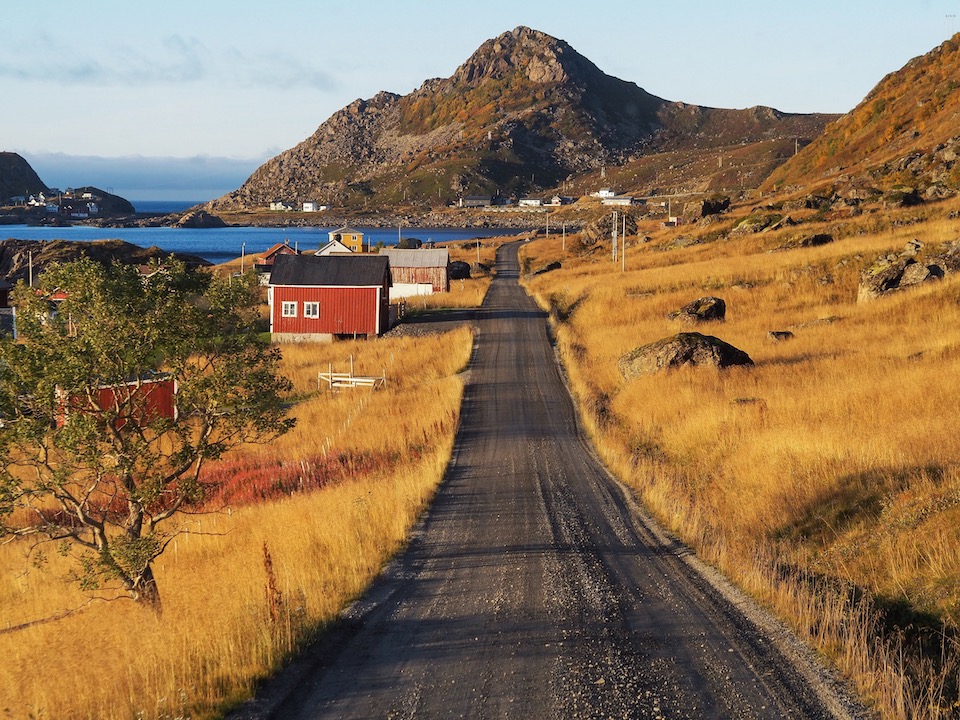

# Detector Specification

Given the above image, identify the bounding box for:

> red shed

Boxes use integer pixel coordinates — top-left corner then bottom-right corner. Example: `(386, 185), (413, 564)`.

(268, 254), (391, 342)
(57, 374), (178, 429)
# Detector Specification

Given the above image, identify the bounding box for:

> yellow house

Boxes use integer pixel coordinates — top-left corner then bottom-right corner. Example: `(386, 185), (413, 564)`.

(328, 226), (367, 253)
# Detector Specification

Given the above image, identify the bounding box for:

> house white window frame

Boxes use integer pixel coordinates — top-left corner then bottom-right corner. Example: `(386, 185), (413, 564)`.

(281, 301), (298, 317)
(304, 301), (320, 319)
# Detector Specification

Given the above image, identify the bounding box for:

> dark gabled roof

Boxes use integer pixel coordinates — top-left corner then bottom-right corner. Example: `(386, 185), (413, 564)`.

(269, 253), (390, 287)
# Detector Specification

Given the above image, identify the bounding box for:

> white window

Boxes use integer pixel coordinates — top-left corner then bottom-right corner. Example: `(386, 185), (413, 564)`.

(304, 302), (320, 318)
(281, 301), (297, 317)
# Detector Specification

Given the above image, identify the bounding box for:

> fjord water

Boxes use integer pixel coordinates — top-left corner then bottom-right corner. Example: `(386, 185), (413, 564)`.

(1, 223), (518, 264)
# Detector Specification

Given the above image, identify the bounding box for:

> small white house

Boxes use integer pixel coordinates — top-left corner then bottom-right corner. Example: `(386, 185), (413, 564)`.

(302, 201), (327, 212)
(601, 195), (634, 206)
(594, 188), (617, 198)
(518, 197), (544, 207)
(315, 239), (353, 256)
(269, 201), (294, 211)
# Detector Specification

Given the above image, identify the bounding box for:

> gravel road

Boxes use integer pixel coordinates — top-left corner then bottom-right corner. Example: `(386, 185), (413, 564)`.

(230, 242), (868, 719)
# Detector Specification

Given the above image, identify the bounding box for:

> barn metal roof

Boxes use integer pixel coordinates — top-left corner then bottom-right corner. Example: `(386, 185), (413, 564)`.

(269, 253), (390, 287)
(381, 248), (450, 268)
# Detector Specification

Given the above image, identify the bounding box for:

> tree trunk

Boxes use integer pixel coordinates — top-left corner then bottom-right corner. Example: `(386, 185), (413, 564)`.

(135, 565), (162, 614)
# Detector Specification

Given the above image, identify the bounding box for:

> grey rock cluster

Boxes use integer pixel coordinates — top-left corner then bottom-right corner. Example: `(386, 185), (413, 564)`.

(857, 239), (950, 301)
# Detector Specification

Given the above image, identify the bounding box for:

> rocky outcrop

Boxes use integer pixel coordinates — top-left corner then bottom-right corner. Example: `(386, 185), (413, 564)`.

(695, 195), (731, 217)
(580, 213), (639, 247)
(670, 296), (726, 323)
(857, 240), (945, 301)
(174, 210), (227, 228)
(618, 332), (753, 378)
(731, 213), (794, 235)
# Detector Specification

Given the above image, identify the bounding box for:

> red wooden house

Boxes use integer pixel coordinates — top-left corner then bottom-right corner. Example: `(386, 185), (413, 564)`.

(254, 241), (300, 280)
(267, 254), (392, 342)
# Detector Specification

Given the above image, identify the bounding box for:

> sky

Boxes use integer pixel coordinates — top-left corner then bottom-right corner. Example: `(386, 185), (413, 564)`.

(3, 0), (958, 201)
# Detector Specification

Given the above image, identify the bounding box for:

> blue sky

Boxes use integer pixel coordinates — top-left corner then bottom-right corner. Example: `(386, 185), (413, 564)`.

(3, 0), (958, 200)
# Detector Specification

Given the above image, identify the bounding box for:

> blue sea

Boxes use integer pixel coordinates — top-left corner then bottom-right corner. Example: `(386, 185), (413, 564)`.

(132, 200), (201, 214)
(1, 211), (520, 264)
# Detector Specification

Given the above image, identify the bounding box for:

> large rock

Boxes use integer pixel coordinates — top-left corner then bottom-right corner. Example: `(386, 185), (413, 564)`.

(618, 332), (753, 378)
(581, 213), (638, 246)
(449, 260), (471, 280)
(670, 296), (726, 323)
(858, 240), (945, 301)
(689, 195), (730, 217)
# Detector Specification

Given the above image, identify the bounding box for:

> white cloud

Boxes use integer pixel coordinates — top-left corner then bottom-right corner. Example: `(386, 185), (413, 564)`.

(0, 34), (337, 91)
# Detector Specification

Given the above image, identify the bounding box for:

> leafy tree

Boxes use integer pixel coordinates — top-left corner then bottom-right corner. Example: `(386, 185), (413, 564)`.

(0, 259), (294, 611)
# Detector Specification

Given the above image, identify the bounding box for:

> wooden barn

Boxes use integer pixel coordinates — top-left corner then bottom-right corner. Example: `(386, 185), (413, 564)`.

(268, 253), (391, 342)
(381, 248), (450, 299)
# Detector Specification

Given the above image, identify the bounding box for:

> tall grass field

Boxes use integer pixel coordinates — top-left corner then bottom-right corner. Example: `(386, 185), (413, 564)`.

(0, 327), (473, 719)
(522, 197), (960, 718)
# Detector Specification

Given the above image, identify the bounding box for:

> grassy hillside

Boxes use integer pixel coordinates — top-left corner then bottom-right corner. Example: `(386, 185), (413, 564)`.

(766, 34), (960, 199)
(522, 197), (960, 718)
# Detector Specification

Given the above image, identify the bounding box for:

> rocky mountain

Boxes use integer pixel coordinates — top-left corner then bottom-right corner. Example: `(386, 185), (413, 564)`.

(211, 27), (835, 211)
(764, 34), (960, 200)
(0, 152), (47, 202)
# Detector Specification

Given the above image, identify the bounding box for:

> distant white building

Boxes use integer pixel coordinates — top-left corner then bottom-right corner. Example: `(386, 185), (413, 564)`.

(518, 197), (544, 207)
(601, 195), (634, 206)
(269, 200), (293, 211)
(594, 188), (617, 198)
(302, 201), (327, 212)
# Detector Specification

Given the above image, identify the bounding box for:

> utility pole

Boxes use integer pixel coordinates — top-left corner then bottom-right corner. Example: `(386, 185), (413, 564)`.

(611, 211), (618, 262)
(241, 242), (245, 273)
(546, 211), (550, 240)
(621, 214), (626, 272)
(795, 138), (800, 155)
(562, 222), (566, 254)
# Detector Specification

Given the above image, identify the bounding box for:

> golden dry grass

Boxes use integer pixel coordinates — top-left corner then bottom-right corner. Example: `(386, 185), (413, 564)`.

(0, 326), (473, 720)
(523, 198), (960, 718)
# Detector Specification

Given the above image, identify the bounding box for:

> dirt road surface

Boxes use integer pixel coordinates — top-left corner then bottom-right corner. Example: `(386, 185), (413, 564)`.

(231, 242), (866, 719)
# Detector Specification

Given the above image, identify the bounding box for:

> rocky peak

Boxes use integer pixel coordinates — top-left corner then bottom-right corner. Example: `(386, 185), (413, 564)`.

(450, 26), (593, 88)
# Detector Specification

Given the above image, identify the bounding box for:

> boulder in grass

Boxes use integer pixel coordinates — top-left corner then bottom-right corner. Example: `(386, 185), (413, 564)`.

(767, 330), (795, 343)
(618, 332), (753, 378)
(670, 296), (726, 323)
(449, 260), (471, 280)
(858, 253), (944, 302)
